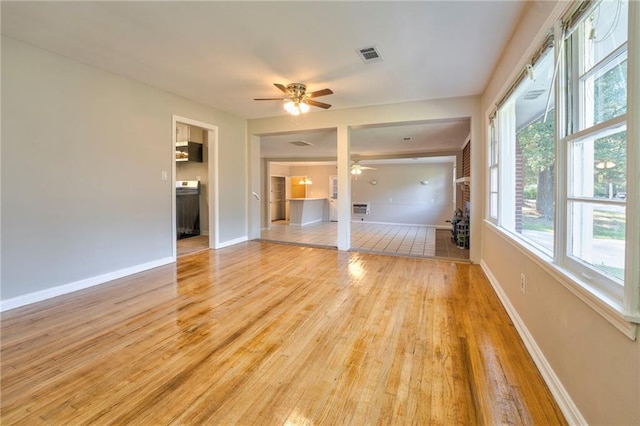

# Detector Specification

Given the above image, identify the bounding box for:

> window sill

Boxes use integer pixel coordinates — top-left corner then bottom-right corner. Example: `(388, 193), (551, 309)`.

(484, 220), (639, 340)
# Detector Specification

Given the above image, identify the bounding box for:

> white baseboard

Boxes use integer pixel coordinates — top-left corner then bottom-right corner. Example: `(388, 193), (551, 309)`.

(479, 260), (587, 425)
(0, 257), (175, 312)
(215, 236), (248, 249)
(290, 219), (323, 227)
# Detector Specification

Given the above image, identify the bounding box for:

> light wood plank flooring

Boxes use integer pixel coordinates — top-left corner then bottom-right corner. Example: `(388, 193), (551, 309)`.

(1, 241), (564, 425)
(177, 235), (209, 257)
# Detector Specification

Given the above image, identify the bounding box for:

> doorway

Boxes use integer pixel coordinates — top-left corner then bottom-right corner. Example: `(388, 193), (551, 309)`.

(270, 176), (286, 223)
(172, 115), (219, 259)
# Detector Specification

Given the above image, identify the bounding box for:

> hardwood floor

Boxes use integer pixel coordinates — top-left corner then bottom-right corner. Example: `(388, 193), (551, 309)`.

(177, 234), (209, 257)
(1, 241), (565, 425)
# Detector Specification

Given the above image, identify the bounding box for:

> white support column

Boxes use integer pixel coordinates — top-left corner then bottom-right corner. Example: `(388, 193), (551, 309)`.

(337, 126), (351, 251)
(248, 134), (262, 241)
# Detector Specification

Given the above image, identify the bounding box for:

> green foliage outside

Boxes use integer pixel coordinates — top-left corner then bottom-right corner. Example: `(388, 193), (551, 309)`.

(517, 59), (627, 240)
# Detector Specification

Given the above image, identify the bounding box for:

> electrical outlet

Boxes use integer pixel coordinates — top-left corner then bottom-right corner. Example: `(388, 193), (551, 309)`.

(520, 273), (526, 293)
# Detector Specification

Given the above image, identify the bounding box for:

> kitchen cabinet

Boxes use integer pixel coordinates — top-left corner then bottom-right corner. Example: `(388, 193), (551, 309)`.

(175, 141), (203, 162)
(175, 123), (203, 162)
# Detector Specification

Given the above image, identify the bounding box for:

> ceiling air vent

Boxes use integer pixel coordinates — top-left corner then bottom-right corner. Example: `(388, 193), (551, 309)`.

(289, 140), (313, 147)
(356, 46), (383, 63)
(523, 89), (546, 100)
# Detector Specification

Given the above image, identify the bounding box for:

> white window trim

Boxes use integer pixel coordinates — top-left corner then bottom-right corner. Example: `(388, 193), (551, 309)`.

(487, 118), (499, 222)
(623, 0), (640, 323)
(559, 2), (630, 310)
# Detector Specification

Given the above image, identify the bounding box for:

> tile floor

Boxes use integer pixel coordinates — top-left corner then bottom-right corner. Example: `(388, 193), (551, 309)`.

(260, 221), (469, 261)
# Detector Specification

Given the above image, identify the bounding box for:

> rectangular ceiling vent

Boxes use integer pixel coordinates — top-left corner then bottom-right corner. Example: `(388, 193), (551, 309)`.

(289, 140), (313, 147)
(523, 89), (546, 100)
(356, 46), (383, 63)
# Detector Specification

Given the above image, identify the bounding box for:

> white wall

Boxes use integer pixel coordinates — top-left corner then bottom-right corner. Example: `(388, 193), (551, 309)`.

(1, 37), (248, 302)
(480, 2), (640, 424)
(351, 163), (453, 226)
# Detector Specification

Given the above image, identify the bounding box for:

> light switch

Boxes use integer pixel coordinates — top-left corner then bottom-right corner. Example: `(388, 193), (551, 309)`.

(161, 171), (168, 181)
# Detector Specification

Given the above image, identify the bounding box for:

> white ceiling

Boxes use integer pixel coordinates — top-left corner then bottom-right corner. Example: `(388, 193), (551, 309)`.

(1, 1), (525, 157)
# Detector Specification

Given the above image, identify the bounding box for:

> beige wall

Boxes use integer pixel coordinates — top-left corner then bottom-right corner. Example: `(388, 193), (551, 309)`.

(480, 1), (640, 424)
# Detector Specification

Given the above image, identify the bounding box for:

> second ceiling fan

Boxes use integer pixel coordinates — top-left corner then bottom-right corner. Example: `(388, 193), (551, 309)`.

(351, 161), (377, 175)
(254, 83), (333, 115)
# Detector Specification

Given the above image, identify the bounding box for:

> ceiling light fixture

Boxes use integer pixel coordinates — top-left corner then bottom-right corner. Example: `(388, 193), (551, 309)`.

(284, 100), (310, 116)
(298, 177), (313, 185)
(596, 160), (616, 169)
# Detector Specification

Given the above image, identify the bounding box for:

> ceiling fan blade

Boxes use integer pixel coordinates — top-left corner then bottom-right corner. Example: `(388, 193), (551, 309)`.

(254, 97), (285, 101)
(306, 99), (332, 109)
(307, 88), (333, 98)
(274, 83), (289, 94)
(360, 166), (377, 170)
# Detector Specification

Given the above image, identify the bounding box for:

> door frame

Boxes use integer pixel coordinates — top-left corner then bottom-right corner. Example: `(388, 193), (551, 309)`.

(268, 174), (287, 224)
(171, 115), (219, 259)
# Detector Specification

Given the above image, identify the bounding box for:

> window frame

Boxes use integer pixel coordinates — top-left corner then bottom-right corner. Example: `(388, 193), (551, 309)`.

(488, 116), (499, 222)
(494, 43), (557, 258)
(560, 2), (629, 303)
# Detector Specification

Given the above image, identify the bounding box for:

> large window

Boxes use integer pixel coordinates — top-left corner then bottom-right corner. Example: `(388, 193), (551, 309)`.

(494, 42), (556, 255)
(488, 0), (634, 313)
(564, 0), (628, 296)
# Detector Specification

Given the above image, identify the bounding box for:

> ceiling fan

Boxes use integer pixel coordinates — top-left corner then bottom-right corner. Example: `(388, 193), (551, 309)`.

(351, 161), (377, 175)
(254, 83), (333, 115)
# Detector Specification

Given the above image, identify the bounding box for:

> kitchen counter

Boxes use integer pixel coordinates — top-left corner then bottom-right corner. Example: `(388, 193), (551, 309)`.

(287, 198), (327, 226)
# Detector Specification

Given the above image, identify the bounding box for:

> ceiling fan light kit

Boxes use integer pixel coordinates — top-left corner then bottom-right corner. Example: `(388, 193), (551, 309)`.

(284, 100), (310, 116)
(254, 83), (333, 116)
(351, 161), (377, 176)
